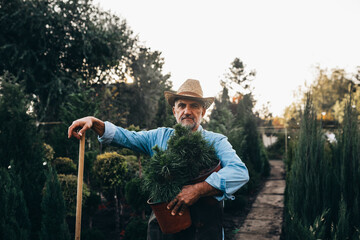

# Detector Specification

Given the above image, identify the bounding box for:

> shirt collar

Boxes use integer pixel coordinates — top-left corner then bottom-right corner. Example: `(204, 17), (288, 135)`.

(196, 125), (203, 132)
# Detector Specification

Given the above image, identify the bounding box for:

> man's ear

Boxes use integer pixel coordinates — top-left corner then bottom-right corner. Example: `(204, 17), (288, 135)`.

(172, 106), (175, 115)
(202, 108), (206, 117)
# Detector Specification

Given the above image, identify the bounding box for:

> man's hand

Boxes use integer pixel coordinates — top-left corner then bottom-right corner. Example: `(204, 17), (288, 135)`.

(167, 181), (222, 216)
(68, 116), (105, 140)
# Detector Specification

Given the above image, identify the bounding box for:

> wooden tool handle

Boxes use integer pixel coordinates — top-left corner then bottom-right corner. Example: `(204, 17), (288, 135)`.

(75, 133), (85, 240)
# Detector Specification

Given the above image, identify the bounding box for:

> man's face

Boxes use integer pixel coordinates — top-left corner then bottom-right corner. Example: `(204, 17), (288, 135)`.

(172, 98), (206, 131)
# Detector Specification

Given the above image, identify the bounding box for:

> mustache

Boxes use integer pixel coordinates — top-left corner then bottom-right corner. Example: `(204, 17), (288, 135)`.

(181, 116), (195, 121)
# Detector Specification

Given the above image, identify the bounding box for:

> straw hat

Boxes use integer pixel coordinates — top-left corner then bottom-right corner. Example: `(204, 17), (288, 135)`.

(164, 79), (214, 109)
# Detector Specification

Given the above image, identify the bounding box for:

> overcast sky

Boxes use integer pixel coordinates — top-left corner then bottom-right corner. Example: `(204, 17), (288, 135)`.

(94, 0), (360, 116)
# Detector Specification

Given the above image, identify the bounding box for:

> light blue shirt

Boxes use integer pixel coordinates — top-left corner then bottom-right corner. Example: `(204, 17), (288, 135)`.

(98, 121), (249, 201)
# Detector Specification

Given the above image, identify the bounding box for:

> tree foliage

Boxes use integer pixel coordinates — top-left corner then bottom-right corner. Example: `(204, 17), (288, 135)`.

(284, 93), (360, 239)
(0, 73), (46, 239)
(96, 47), (172, 129)
(284, 67), (359, 124)
(52, 157), (77, 175)
(40, 167), (70, 240)
(125, 177), (148, 213)
(127, 47), (172, 128)
(143, 124), (219, 202)
(57, 174), (90, 217)
(93, 152), (127, 198)
(208, 87), (233, 136)
(223, 58), (256, 93)
(209, 59), (269, 179)
(124, 217), (148, 240)
(0, 0), (135, 121)
(0, 168), (30, 240)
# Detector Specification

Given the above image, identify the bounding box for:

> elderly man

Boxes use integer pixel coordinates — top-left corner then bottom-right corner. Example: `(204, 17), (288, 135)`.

(68, 79), (249, 240)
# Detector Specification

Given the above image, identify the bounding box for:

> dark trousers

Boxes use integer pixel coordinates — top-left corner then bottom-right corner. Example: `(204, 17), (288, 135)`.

(147, 198), (223, 240)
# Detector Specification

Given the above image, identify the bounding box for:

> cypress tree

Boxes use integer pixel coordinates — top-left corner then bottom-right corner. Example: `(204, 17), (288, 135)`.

(284, 95), (329, 239)
(229, 94), (270, 178)
(0, 73), (46, 239)
(284, 93), (360, 239)
(332, 96), (360, 239)
(208, 86), (233, 136)
(0, 168), (30, 240)
(40, 166), (70, 240)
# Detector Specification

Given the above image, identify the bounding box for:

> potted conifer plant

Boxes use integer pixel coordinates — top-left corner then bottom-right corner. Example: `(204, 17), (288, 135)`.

(143, 124), (221, 234)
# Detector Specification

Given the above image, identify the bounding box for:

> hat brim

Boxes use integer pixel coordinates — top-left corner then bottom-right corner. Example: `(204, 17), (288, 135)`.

(164, 91), (214, 109)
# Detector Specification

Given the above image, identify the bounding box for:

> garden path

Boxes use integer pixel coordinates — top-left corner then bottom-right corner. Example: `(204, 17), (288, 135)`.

(234, 160), (285, 240)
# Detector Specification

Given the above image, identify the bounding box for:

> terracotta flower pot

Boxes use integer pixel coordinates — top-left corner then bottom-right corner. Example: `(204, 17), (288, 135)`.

(148, 161), (222, 234)
(147, 199), (192, 234)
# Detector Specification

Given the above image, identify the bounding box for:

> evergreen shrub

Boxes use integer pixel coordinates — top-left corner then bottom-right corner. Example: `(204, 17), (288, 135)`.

(0, 168), (30, 240)
(81, 228), (105, 240)
(40, 167), (70, 240)
(57, 174), (90, 217)
(143, 124), (219, 202)
(284, 94), (360, 239)
(265, 133), (285, 159)
(93, 152), (127, 199)
(125, 177), (148, 213)
(52, 157), (77, 175)
(43, 143), (55, 162)
(124, 217), (147, 240)
(0, 73), (46, 240)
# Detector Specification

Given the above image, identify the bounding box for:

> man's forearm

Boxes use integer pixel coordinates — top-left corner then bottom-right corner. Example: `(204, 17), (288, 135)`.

(91, 117), (105, 137)
(194, 181), (222, 198)
(167, 181), (222, 215)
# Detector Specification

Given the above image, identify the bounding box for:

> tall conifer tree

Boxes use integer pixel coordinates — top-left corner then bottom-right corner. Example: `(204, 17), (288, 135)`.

(40, 167), (70, 240)
(0, 168), (30, 240)
(0, 73), (46, 239)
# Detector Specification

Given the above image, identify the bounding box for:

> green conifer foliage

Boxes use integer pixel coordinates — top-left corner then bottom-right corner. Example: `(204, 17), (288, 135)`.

(57, 174), (90, 217)
(40, 167), (70, 240)
(93, 152), (128, 197)
(284, 95), (330, 239)
(0, 73), (46, 239)
(208, 87), (233, 136)
(125, 177), (148, 213)
(0, 168), (30, 240)
(284, 93), (360, 239)
(332, 98), (360, 239)
(143, 124), (219, 202)
(52, 157), (77, 175)
(124, 217), (147, 240)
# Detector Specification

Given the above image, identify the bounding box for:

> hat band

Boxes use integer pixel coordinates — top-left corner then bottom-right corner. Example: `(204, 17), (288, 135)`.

(177, 91), (203, 98)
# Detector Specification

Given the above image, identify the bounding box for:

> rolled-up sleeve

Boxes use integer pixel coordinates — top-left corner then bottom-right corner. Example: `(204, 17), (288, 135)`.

(98, 122), (173, 156)
(204, 134), (249, 201)
(98, 121), (117, 145)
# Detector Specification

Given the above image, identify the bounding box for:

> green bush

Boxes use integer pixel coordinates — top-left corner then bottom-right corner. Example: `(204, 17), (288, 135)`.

(0, 168), (30, 240)
(40, 167), (70, 240)
(43, 144), (55, 162)
(57, 174), (90, 217)
(143, 124), (219, 202)
(0, 73), (46, 240)
(52, 157), (77, 175)
(284, 94), (360, 239)
(125, 177), (148, 212)
(123, 155), (140, 179)
(124, 217), (147, 240)
(265, 133), (285, 160)
(81, 228), (105, 240)
(93, 152), (127, 198)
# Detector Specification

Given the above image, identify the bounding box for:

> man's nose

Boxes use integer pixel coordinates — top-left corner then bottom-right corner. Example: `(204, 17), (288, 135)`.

(184, 106), (192, 115)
